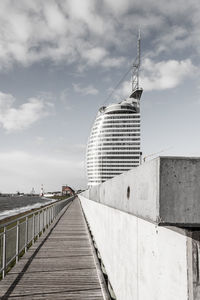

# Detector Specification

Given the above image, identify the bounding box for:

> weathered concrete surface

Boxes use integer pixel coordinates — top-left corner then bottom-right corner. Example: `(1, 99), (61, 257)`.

(160, 157), (200, 225)
(80, 196), (193, 300)
(82, 156), (200, 226)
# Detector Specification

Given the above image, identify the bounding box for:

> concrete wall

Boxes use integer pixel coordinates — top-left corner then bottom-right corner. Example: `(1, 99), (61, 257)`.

(160, 157), (200, 225)
(80, 196), (192, 300)
(82, 156), (200, 226)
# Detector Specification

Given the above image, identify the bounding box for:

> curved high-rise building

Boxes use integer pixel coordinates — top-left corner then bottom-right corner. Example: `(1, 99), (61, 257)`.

(87, 34), (142, 186)
(87, 88), (142, 186)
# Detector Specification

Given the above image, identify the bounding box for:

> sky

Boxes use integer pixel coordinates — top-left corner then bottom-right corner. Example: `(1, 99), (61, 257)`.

(0, 0), (200, 193)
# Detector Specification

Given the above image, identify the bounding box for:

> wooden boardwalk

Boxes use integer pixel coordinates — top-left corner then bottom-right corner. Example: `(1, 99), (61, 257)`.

(0, 198), (108, 300)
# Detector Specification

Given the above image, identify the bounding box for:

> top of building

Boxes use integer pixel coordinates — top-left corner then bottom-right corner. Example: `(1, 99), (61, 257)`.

(98, 31), (143, 116)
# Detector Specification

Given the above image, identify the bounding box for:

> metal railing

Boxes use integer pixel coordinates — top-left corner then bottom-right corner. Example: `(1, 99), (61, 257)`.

(0, 196), (74, 279)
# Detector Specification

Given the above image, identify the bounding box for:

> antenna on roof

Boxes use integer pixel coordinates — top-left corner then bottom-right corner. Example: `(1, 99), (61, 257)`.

(130, 29), (143, 100)
(101, 30), (143, 106)
(132, 29), (141, 92)
(137, 28), (141, 89)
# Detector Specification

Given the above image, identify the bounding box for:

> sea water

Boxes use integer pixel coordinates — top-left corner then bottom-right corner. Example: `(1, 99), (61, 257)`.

(0, 196), (55, 220)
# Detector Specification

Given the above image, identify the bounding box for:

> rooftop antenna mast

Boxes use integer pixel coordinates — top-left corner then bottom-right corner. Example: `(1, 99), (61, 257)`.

(132, 29), (141, 92)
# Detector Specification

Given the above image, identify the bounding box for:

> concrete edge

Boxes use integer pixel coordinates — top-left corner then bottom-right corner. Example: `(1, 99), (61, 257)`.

(186, 235), (194, 300)
(78, 197), (113, 300)
(157, 157), (161, 223)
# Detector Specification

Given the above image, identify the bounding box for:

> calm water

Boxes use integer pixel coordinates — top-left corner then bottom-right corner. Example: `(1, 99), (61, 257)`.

(0, 196), (55, 220)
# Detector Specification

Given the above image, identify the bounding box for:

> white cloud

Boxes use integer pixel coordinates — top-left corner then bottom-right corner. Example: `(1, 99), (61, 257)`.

(112, 58), (197, 98)
(0, 1), (126, 70)
(66, 0), (104, 35)
(35, 136), (45, 144)
(73, 83), (99, 95)
(59, 89), (71, 110)
(141, 58), (197, 91)
(102, 57), (126, 68)
(82, 47), (108, 66)
(111, 81), (132, 100)
(0, 0), (198, 78)
(0, 92), (52, 132)
(43, 2), (66, 34)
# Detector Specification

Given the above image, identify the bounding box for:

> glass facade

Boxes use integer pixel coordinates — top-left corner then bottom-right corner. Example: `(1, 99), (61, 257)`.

(87, 90), (142, 186)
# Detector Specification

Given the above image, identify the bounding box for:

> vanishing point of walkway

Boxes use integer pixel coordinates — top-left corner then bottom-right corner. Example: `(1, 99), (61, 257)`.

(0, 198), (108, 300)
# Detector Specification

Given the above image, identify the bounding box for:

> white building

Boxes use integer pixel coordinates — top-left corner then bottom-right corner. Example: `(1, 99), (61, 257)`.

(87, 88), (142, 186)
(87, 33), (142, 186)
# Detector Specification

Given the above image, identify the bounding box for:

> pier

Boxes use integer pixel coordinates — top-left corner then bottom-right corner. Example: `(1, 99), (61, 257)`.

(1, 157), (200, 299)
(0, 198), (109, 300)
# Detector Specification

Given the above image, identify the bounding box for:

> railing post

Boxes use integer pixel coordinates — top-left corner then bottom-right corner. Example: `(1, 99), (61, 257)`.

(2, 227), (6, 279)
(43, 209), (45, 229)
(42, 209), (44, 232)
(32, 214), (35, 244)
(25, 217), (28, 253)
(47, 208), (49, 227)
(46, 208), (47, 228)
(16, 221), (19, 263)
(38, 212), (40, 236)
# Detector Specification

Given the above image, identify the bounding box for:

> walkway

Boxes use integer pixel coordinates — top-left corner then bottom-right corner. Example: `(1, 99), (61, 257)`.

(0, 198), (108, 300)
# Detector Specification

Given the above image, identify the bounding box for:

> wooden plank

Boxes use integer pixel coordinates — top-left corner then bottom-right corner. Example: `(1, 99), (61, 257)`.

(0, 198), (107, 300)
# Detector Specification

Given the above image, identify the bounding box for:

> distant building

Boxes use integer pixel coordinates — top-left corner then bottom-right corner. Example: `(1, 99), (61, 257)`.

(86, 92), (142, 186)
(86, 33), (142, 187)
(62, 185), (75, 196)
(43, 191), (62, 198)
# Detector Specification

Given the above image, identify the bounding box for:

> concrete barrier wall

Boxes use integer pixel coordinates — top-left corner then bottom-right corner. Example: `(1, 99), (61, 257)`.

(82, 156), (200, 226)
(80, 196), (193, 300)
(160, 158), (200, 225)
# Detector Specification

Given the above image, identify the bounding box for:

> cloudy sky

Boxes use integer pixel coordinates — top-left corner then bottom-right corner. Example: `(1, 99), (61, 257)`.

(0, 0), (199, 193)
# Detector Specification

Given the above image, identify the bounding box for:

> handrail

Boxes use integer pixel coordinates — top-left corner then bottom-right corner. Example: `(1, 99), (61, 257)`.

(0, 195), (75, 279)
(0, 196), (71, 229)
